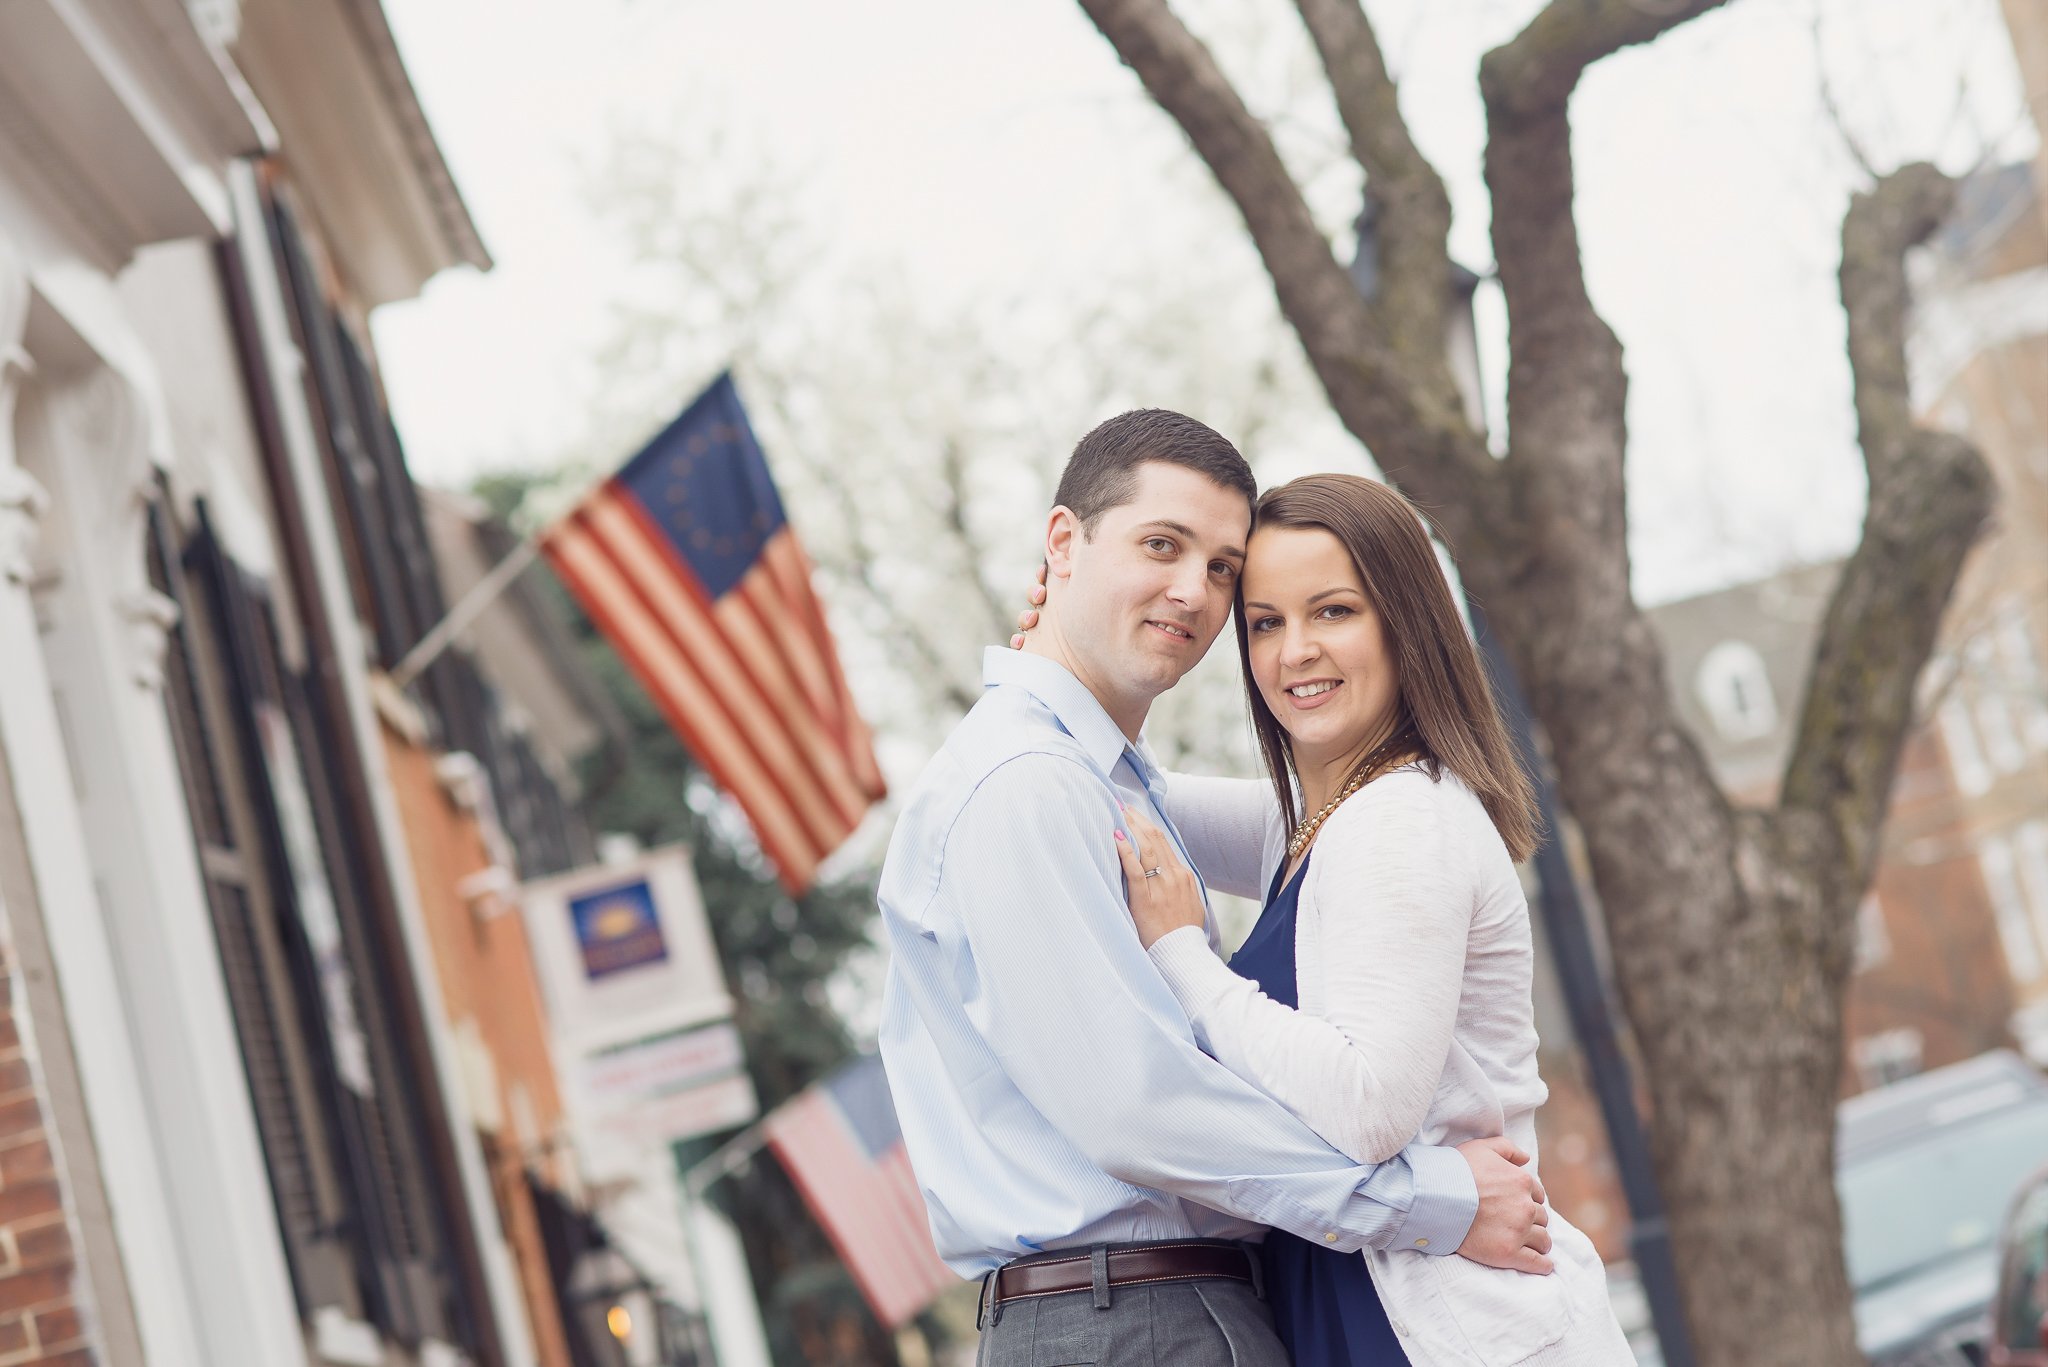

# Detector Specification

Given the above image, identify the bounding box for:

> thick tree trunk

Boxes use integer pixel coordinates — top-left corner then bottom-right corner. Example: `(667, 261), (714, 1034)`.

(1075, 2), (1994, 1364)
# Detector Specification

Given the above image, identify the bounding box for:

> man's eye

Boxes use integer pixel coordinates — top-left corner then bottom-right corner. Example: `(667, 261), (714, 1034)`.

(1145, 538), (1175, 554)
(1210, 562), (1237, 578)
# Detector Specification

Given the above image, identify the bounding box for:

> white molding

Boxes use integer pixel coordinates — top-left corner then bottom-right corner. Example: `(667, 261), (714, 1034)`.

(230, 0), (487, 307)
(0, 0), (240, 271)
(122, 0), (275, 155)
(0, 249), (46, 606)
(116, 587), (179, 690)
(10, 267), (309, 1367)
(0, 243), (40, 588)
(0, 357), (207, 1367)
(310, 1307), (383, 1367)
(0, 467), (48, 587)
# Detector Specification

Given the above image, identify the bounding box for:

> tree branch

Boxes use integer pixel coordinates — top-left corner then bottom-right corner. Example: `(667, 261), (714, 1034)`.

(805, 450), (982, 717)
(1292, 0), (1454, 361)
(936, 436), (1015, 641)
(1810, 2), (1879, 184)
(1779, 164), (1994, 893)
(1078, 0), (1388, 380)
(1077, 0), (1504, 547)
(1478, 0), (1736, 622)
(1481, 0), (1736, 121)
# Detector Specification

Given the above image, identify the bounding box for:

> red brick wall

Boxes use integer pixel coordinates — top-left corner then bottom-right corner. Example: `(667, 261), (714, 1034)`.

(381, 722), (576, 1367)
(1843, 727), (2017, 1091)
(0, 943), (94, 1366)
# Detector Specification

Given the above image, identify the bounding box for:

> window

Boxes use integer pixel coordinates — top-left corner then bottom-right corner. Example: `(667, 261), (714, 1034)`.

(1995, 615), (2048, 754)
(1853, 893), (1890, 973)
(1983, 835), (2045, 982)
(1969, 636), (2028, 776)
(1695, 641), (1779, 742)
(149, 498), (366, 1316)
(1853, 1028), (1923, 1090)
(1940, 697), (1993, 797)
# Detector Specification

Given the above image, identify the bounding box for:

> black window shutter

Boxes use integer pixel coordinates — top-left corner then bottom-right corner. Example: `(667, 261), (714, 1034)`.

(148, 497), (364, 1317)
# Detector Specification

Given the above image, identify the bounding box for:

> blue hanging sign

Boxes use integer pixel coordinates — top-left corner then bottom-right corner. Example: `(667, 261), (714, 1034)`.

(568, 877), (670, 980)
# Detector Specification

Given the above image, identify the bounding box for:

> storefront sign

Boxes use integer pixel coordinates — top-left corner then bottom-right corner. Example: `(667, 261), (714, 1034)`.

(569, 877), (669, 980)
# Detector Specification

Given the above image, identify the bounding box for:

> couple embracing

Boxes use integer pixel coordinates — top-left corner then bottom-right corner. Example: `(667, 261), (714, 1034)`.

(877, 410), (1631, 1366)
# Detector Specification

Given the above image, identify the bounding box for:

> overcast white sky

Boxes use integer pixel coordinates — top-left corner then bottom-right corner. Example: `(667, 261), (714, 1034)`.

(372, 0), (2031, 607)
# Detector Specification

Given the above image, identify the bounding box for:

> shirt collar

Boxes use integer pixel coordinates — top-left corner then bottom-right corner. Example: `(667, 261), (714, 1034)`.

(982, 647), (1143, 776)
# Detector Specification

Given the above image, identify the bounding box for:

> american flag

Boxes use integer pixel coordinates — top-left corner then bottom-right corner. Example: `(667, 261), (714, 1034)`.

(764, 1056), (957, 1329)
(541, 373), (885, 893)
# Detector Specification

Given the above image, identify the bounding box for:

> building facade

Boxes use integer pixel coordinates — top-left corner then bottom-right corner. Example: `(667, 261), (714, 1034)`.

(1644, 565), (2022, 1091)
(1908, 0), (2048, 1064)
(0, 1), (661, 1364)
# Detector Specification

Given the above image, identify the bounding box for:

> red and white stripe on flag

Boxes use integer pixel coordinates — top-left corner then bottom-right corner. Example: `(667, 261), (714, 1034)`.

(542, 486), (884, 894)
(764, 1082), (956, 1328)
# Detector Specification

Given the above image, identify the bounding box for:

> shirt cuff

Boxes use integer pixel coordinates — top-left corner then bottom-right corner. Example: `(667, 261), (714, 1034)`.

(1389, 1144), (1477, 1256)
(1146, 925), (1234, 1014)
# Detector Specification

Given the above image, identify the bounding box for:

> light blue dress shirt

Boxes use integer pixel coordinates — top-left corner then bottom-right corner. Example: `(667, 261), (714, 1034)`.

(878, 648), (1479, 1276)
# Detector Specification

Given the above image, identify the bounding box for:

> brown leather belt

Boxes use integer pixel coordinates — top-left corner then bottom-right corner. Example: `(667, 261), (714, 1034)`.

(979, 1239), (1258, 1327)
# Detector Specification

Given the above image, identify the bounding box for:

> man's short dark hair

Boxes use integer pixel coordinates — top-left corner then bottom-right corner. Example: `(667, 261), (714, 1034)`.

(1053, 409), (1256, 534)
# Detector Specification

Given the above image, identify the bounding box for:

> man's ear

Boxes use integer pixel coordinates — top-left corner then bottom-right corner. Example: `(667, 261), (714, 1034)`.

(1045, 506), (1083, 581)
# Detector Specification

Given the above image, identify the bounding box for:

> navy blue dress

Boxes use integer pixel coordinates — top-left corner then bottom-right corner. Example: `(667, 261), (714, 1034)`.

(1229, 855), (1411, 1366)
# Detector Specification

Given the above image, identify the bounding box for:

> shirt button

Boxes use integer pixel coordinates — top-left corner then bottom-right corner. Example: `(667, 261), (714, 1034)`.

(1413, 1237), (1429, 1249)
(1323, 1233), (1338, 1243)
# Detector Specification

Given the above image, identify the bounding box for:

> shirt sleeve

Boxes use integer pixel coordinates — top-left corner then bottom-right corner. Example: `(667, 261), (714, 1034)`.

(939, 753), (1476, 1256)
(1145, 773), (1472, 1166)
(1160, 771), (1283, 900)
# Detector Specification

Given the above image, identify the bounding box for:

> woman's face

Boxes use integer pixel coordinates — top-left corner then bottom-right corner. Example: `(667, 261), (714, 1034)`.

(1241, 524), (1400, 768)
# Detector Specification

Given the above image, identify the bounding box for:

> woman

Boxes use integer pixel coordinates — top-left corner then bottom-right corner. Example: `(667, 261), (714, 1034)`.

(1022, 474), (1630, 1366)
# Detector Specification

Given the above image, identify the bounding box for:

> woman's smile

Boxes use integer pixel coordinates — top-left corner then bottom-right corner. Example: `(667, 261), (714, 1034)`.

(1282, 677), (1344, 708)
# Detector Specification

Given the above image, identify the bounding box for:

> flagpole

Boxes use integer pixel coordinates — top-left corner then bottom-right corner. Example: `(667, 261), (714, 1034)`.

(681, 1117), (771, 1199)
(390, 530), (545, 690)
(679, 1119), (777, 1367)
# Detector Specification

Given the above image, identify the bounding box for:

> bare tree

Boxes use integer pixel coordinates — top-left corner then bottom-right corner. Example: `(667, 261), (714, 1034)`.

(1071, 0), (1993, 1360)
(558, 118), (1331, 781)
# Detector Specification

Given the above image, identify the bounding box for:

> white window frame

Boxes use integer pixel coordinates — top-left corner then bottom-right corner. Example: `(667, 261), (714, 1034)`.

(1695, 640), (1779, 743)
(1995, 615), (2048, 753)
(1969, 635), (2028, 776)
(1853, 1027), (1924, 1090)
(1853, 892), (1890, 973)
(1940, 696), (1993, 797)
(1982, 834), (2045, 982)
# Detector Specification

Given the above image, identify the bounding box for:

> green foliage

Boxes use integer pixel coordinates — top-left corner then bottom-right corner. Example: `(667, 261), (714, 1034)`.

(470, 474), (898, 1366)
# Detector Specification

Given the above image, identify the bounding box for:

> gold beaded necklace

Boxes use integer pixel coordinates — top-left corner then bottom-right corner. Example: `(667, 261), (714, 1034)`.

(1285, 730), (1419, 861)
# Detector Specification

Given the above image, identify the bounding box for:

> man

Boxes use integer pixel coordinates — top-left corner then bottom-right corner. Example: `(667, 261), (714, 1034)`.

(878, 410), (1551, 1366)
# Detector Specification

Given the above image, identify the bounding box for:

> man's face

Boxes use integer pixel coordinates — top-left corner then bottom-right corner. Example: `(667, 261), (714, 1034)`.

(1049, 461), (1249, 703)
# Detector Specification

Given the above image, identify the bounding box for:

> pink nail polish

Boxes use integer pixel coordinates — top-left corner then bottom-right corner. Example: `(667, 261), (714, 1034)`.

(1114, 830), (1126, 842)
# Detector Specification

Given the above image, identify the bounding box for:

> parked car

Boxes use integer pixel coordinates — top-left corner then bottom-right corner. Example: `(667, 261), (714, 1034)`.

(1989, 1163), (2048, 1366)
(1840, 1051), (2048, 1366)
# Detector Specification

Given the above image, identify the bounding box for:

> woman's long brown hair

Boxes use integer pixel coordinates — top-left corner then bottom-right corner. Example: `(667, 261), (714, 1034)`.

(1235, 474), (1541, 863)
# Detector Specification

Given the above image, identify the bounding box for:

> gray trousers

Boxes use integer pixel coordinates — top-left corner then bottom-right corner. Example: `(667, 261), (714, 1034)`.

(975, 1244), (1290, 1367)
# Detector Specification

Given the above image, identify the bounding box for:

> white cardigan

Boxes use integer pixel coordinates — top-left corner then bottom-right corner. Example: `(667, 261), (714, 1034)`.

(1152, 766), (1632, 1367)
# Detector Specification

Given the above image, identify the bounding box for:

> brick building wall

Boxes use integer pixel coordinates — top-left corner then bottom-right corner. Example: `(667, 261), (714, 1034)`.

(0, 944), (94, 1367)
(379, 711), (579, 1367)
(1844, 728), (2019, 1087)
